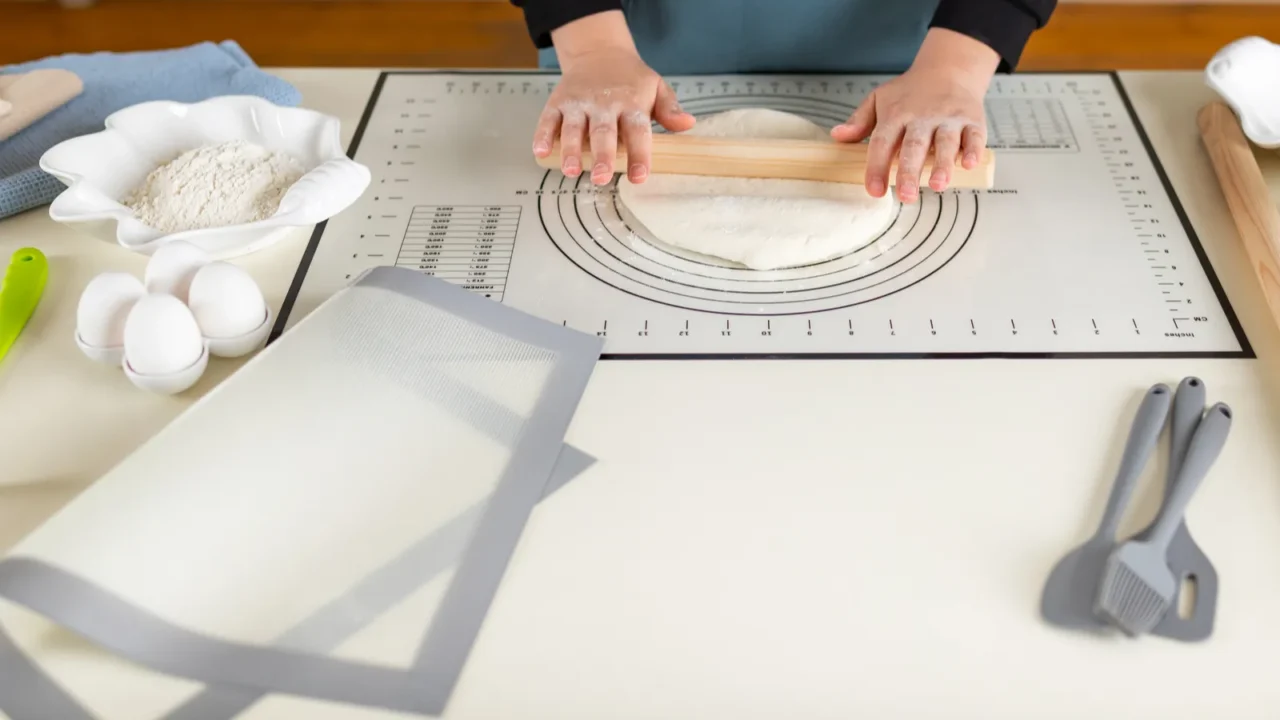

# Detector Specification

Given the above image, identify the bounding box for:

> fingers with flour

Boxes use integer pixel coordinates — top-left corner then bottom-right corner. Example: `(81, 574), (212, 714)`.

(830, 29), (995, 202)
(589, 109), (620, 185)
(532, 106), (561, 160)
(961, 123), (987, 169)
(530, 17), (686, 186)
(653, 81), (696, 133)
(621, 111), (653, 183)
(863, 122), (903, 199)
(558, 108), (587, 178)
(831, 91), (877, 143)
(895, 121), (935, 202)
(930, 122), (963, 191)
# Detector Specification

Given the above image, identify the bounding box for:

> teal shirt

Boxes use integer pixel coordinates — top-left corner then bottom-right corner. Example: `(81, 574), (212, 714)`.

(537, 0), (942, 75)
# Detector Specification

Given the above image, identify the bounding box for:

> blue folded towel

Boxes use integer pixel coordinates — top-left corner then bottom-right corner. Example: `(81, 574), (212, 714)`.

(0, 40), (301, 220)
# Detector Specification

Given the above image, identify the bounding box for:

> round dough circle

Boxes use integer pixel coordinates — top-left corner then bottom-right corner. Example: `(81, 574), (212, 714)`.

(617, 108), (896, 271)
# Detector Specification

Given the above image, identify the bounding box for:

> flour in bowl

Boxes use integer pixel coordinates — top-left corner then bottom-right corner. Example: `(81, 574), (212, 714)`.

(124, 140), (306, 233)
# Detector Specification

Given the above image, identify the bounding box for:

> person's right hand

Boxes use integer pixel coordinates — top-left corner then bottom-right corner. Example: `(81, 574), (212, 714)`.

(532, 46), (695, 186)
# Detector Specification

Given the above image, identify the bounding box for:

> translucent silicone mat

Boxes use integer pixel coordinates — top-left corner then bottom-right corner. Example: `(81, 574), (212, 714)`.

(0, 267), (603, 719)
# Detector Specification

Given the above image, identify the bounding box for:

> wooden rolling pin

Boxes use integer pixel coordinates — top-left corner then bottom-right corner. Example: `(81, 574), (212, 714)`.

(534, 133), (997, 188)
(1198, 100), (1280, 335)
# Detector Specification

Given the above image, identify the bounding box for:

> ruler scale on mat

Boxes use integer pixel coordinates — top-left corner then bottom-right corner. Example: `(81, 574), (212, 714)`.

(276, 72), (1251, 359)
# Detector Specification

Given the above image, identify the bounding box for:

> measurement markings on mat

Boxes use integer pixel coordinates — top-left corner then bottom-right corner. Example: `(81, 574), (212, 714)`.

(276, 71), (1251, 359)
(397, 205), (519, 301)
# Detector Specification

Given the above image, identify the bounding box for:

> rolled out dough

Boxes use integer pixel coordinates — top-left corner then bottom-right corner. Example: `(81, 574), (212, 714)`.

(616, 108), (896, 271)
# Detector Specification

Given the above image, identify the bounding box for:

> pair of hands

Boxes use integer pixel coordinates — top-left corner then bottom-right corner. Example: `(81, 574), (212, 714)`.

(531, 37), (993, 204)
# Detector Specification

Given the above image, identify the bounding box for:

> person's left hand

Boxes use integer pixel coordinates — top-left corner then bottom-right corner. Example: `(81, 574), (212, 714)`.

(831, 65), (989, 203)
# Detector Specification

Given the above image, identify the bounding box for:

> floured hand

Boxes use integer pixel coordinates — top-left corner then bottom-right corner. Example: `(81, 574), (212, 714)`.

(533, 49), (694, 185)
(831, 28), (998, 203)
(532, 11), (695, 186)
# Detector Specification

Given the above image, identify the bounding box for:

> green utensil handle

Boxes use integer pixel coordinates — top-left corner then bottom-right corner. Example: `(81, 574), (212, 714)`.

(0, 247), (49, 362)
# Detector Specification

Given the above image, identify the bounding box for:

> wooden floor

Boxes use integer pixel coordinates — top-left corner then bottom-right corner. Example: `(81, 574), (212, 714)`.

(4, 1), (1280, 70)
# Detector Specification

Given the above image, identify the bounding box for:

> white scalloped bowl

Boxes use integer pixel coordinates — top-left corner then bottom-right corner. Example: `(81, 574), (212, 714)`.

(39, 95), (370, 259)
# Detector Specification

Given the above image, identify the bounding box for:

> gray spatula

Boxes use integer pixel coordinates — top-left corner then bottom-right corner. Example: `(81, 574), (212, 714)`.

(1039, 383), (1172, 631)
(1137, 377), (1219, 641)
(1095, 402), (1233, 636)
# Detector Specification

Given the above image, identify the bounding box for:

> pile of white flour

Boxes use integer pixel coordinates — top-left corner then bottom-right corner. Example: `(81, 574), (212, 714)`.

(124, 140), (306, 233)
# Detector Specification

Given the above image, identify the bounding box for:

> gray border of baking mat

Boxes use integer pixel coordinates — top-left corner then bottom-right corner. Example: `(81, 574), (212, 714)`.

(0, 445), (591, 720)
(163, 444), (594, 720)
(0, 622), (95, 720)
(0, 266), (604, 717)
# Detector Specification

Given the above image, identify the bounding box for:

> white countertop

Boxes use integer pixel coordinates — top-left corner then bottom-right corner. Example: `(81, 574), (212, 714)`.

(2, 68), (1280, 719)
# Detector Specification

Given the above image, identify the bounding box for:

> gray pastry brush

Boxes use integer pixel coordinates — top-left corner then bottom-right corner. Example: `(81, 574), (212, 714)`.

(1095, 402), (1233, 636)
(1142, 376), (1220, 641)
(1039, 383), (1171, 631)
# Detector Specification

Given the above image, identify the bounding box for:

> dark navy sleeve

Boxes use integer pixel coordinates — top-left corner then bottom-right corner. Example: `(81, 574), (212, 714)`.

(930, 0), (1058, 72)
(509, 0), (1058, 71)
(509, 0), (624, 49)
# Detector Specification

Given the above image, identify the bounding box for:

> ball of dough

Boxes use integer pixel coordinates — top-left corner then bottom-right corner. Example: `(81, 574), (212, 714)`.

(617, 108), (896, 271)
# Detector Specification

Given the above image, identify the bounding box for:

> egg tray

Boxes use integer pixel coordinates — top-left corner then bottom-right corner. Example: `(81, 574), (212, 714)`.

(75, 241), (272, 395)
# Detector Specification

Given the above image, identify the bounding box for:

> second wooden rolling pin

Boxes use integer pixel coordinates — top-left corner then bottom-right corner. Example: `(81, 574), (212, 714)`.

(534, 133), (997, 189)
(1198, 100), (1280, 337)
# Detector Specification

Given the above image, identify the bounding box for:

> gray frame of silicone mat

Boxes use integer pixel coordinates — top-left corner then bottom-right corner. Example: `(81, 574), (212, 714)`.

(0, 445), (593, 720)
(0, 266), (604, 717)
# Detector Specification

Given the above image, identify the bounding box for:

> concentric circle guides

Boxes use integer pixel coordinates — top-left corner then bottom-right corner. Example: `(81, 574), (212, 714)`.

(535, 93), (977, 316)
(538, 171), (976, 316)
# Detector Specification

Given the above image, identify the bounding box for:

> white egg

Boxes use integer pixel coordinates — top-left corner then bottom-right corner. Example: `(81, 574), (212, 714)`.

(187, 262), (267, 338)
(144, 240), (210, 302)
(123, 293), (205, 376)
(76, 272), (147, 348)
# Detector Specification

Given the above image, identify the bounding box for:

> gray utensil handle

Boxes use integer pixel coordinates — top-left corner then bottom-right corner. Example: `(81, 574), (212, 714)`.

(1166, 376), (1207, 498)
(1098, 384), (1172, 538)
(1149, 403), (1233, 548)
